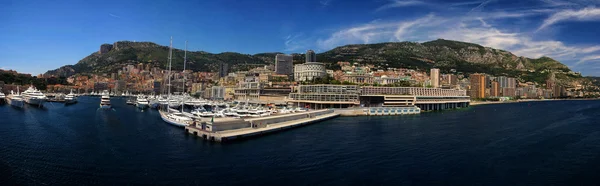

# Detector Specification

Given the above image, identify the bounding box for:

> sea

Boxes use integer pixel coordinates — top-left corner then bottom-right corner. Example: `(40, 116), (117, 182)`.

(1, 97), (600, 185)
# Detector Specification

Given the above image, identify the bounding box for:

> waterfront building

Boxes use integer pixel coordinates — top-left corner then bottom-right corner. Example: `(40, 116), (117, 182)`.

(294, 62), (327, 82)
(491, 81), (500, 97)
(430, 68), (440, 88)
(507, 77), (516, 88)
(497, 76), (508, 88)
(275, 54), (293, 76)
(305, 50), (316, 62)
(288, 85), (360, 109)
(501, 87), (516, 97)
(373, 75), (413, 85)
(469, 73), (486, 98)
(286, 85), (470, 111)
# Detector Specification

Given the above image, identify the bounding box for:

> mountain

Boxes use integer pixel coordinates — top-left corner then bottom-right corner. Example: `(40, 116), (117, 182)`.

(45, 41), (277, 77)
(45, 39), (582, 86)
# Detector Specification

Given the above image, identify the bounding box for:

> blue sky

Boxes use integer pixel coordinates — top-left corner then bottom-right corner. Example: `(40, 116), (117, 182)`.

(2, 0), (600, 76)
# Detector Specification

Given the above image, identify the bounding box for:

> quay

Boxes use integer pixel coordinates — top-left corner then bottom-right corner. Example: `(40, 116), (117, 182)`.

(185, 109), (339, 142)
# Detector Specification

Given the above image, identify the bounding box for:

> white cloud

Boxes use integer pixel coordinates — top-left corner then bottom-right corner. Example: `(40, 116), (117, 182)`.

(450, 1), (485, 6)
(317, 14), (600, 71)
(375, 0), (426, 12)
(576, 55), (600, 65)
(316, 15), (438, 49)
(109, 13), (120, 18)
(538, 7), (600, 31)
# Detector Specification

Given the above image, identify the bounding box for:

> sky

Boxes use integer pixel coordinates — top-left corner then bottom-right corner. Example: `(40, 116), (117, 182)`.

(1, 0), (600, 76)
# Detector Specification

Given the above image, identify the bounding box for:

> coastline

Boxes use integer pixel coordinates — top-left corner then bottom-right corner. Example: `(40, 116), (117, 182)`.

(470, 98), (600, 106)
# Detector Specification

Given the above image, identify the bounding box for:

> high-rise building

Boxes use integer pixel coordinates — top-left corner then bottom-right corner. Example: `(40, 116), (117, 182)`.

(449, 74), (458, 85)
(497, 76), (508, 88)
(507, 77), (516, 88)
(218, 62), (229, 78)
(491, 81), (500, 97)
(305, 50), (316, 62)
(430, 68), (440, 88)
(275, 54), (293, 75)
(469, 73), (486, 98)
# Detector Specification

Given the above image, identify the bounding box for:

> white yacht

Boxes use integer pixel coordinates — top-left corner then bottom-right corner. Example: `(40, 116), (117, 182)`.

(136, 96), (149, 109)
(99, 90), (111, 109)
(21, 86), (47, 107)
(64, 90), (77, 104)
(7, 89), (24, 108)
(0, 88), (5, 102)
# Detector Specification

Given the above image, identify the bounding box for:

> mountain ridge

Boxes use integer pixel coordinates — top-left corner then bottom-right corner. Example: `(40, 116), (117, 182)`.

(44, 39), (580, 86)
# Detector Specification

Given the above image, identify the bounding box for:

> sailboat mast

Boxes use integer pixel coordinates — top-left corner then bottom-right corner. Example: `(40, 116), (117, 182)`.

(167, 36), (173, 97)
(182, 41), (187, 113)
(183, 40), (187, 95)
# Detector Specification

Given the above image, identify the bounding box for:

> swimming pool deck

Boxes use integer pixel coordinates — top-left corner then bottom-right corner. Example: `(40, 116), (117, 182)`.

(185, 110), (339, 142)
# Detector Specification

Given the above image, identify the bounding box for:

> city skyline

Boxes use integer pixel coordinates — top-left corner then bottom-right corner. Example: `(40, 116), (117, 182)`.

(3, 0), (600, 76)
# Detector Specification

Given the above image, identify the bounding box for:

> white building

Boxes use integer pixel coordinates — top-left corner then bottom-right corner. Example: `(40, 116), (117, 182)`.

(294, 62), (327, 82)
(211, 86), (225, 100)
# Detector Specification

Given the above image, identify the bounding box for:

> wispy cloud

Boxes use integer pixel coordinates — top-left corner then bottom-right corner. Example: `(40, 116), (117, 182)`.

(450, 1), (484, 6)
(284, 34), (309, 51)
(576, 55), (600, 65)
(375, 0), (427, 12)
(537, 7), (600, 31)
(469, 0), (497, 13)
(320, 0), (333, 7)
(109, 13), (120, 18)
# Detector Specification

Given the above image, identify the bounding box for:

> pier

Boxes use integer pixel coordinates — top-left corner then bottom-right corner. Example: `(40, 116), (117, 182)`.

(185, 109), (339, 142)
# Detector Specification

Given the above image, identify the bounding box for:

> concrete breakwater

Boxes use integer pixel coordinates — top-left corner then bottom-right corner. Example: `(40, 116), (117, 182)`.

(185, 109), (339, 142)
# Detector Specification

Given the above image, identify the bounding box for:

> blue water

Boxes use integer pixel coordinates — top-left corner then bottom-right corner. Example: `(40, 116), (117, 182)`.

(1, 97), (600, 185)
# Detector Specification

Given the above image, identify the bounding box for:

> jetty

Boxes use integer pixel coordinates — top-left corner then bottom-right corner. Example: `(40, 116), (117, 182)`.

(185, 109), (339, 142)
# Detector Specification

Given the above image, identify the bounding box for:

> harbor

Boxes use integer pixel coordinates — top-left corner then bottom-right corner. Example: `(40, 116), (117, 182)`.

(185, 109), (339, 142)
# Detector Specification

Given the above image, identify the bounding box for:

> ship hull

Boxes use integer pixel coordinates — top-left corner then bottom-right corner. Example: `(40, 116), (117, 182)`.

(8, 99), (24, 108)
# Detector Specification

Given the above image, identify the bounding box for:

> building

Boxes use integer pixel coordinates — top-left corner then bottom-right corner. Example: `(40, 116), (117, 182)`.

(288, 85), (360, 109)
(275, 54), (293, 76)
(507, 77), (516, 88)
(286, 85), (470, 111)
(448, 74), (458, 85)
(430, 68), (440, 88)
(93, 82), (109, 92)
(469, 74), (486, 98)
(211, 86), (225, 100)
(218, 62), (229, 78)
(153, 81), (161, 94)
(501, 87), (516, 97)
(294, 62), (327, 82)
(305, 50), (316, 62)
(491, 81), (500, 97)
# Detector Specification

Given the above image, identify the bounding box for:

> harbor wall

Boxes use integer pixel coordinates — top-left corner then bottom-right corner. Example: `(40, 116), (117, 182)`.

(245, 109), (334, 128)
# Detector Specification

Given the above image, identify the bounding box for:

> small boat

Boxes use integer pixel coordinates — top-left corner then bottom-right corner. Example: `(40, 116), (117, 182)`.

(0, 89), (5, 103)
(64, 90), (78, 104)
(99, 90), (111, 109)
(136, 96), (149, 109)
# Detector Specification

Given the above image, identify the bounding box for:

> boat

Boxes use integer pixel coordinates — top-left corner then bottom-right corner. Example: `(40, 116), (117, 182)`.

(126, 98), (135, 105)
(136, 96), (149, 109)
(21, 86), (47, 107)
(64, 90), (78, 104)
(99, 90), (111, 109)
(0, 89), (5, 103)
(159, 110), (194, 127)
(7, 88), (25, 108)
(159, 37), (194, 127)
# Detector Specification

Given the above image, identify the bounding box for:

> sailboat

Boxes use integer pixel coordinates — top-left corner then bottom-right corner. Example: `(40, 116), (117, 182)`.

(159, 37), (194, 127)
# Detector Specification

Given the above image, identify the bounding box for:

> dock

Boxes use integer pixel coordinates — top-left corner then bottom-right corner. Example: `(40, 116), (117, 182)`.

(185, 109), (339, 142)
